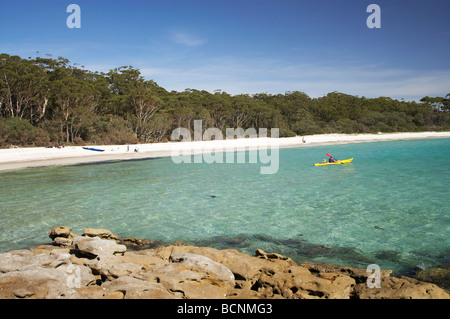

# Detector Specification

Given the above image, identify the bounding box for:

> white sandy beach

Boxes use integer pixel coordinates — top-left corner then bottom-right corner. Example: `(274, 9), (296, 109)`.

(0, 131), (449, 171)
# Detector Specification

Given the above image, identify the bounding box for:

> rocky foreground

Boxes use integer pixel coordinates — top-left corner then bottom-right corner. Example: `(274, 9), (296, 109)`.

(0, 226), (448, 299)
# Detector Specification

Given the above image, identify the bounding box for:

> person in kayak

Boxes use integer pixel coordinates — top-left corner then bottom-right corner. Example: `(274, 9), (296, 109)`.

(328, 155), (337, 163)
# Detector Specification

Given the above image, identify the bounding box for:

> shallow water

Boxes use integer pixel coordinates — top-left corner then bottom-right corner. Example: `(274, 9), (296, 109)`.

(0, 138), (449, 276)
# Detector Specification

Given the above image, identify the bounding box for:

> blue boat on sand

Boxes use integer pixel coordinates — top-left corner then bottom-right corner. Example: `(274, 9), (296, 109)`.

(82, 147), (105, 152)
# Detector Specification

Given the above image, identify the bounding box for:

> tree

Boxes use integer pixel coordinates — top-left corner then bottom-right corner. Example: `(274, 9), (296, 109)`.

(1, 53), (449, 148)
(106, 66), (161, 141)
(444, 93), (450, 112)
(90, 115), (138, 145)
(127, 82), (161, 142)
(420, 96), (446, 111)
(52, 76), (100, 143)
(0, 54), (50, 122)
(147, 112), (173, 142)
(0, 116), (36, 146)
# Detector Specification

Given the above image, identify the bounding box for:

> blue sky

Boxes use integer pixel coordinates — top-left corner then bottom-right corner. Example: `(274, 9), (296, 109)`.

(1, 0), (449, 101)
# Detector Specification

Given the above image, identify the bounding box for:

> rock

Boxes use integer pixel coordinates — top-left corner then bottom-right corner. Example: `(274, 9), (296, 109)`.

(118, 237), (157, 247)
(415, 265), (450, 290)
(2, 226), (449, 299)
(153, 245), (450, 299)
(84, 253), (122, 276)
(82, 228), (159, 248)
(48, 226), (77, 247)
(354, 275), (450, 299)
(83, 228), (119, 240)
(53, 237), (74, 247)
(0, 266), (75, 299)
(0, 250), (95, 299)
(301, 261), (392, 284)
(144, 263), (231, 299)
(170, 252), (235, 285)
(255, 248), (292, 262)
(109, 262), (142, 279)
(74, 239), (144, 281)
(13, 288), (35, 298)
(0, 250), (71, 273)
(102, 276), (175, 299)
(119, 250), (168, 272)
(251, 264), (356, 299)
(73, 236), (126, 257)
(48, 226), (72, 239)
(153, 245), (268, 289)
(83, 254), (143, 282)
(76, 285), (109, 299)
(31, 245), (60, 255)
(188, 247), (295, 291)
(0, 249), (95, 299)
(5, 249), (34, 258)
(302, 261), (450, 299)
(138, 251), (238, 299)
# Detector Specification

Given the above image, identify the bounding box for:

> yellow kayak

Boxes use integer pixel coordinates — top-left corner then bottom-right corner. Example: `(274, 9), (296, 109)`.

(315, 158), (353, 166)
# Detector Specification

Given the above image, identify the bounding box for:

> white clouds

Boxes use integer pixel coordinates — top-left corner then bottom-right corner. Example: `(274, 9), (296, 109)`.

(139, 56), (450, 101)
(169, 30), (207, 47)
(353, 71), (450, 99)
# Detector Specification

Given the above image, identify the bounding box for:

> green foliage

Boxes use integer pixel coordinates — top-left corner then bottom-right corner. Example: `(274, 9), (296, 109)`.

(0, 116), (36, 146)
(0, 53), (448, 148)
(90, 115), (138, 145)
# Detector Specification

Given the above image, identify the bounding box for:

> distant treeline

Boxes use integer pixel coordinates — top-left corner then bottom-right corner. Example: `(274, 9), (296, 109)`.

(0, 53), (449, 147)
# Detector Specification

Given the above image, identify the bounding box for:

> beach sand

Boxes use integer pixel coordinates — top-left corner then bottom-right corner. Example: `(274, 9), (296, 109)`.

(1, 131), (449, 171)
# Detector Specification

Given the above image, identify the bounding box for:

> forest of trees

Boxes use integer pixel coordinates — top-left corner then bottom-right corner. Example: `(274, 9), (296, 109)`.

(0, 53), (449, 148)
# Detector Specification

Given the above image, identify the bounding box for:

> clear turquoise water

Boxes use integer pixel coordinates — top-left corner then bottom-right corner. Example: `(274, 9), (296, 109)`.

(0, 138), (449, 276)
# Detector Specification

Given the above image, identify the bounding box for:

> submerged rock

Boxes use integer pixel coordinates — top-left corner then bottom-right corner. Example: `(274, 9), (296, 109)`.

(415, 265), (450, 290)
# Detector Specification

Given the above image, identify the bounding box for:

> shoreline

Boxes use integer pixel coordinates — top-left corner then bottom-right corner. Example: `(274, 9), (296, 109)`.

(0, 226), (448, 299)
(1, 131), (449, 171)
